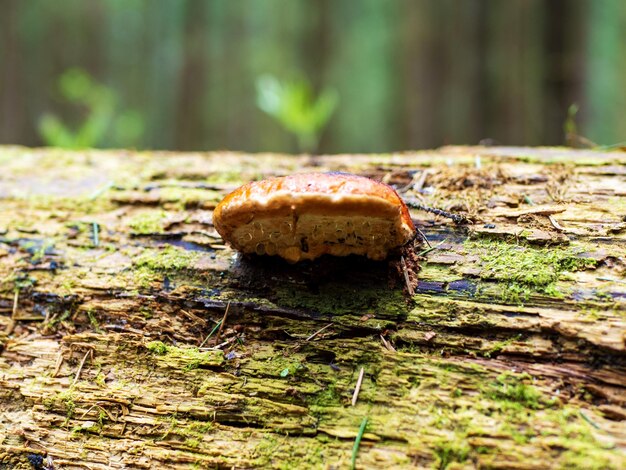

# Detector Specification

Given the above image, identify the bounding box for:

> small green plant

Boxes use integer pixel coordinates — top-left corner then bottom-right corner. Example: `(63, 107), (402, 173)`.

(86, 310), (102, 333)
(146, 340), (168, 355)
(564, 103), (626, 150)
(563, 103), (579, 143)
(256, 74), (338, 153)
(39, 67), (144, 149)
(564, 103), (597, 148)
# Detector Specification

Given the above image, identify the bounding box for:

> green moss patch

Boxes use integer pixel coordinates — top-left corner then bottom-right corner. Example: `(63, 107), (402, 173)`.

(128, 210), (167, 234)
(465, 239), (598, 304)
(133, 245), (203, 272)
(145, 341), (224, 371)
(482, 372), (556, 410)
(130, 244), (206, 288)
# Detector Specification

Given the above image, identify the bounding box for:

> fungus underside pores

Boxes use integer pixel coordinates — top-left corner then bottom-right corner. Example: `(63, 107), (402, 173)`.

(212, 172), (419, 264)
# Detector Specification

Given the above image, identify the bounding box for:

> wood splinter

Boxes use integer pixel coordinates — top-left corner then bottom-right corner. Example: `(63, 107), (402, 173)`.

(351, 367), (365, 407)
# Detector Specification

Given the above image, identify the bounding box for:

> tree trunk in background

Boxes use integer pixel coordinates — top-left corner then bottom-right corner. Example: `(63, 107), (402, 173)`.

(302, 0), (332, 153)
(175, 1), (208, 151)
(586, 0), (626, 144)
(543, 0), (586, 145)
(0, 0), (22, 142)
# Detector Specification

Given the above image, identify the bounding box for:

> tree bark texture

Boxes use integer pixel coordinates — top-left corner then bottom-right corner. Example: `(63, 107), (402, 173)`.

(0, 146), (625, 469)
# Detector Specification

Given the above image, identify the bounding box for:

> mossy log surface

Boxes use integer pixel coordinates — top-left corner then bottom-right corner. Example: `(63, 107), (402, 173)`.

(1, 146), (625, 469)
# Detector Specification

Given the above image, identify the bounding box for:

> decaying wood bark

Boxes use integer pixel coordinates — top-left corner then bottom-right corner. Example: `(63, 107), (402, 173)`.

(0, 145), (625, 469)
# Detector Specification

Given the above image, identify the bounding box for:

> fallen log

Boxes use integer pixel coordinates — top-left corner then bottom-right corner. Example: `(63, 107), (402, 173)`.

(1, 145), (625, 469)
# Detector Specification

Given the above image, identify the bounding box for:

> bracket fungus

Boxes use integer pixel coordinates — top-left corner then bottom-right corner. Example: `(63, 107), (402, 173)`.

(213, 172), (416, 262)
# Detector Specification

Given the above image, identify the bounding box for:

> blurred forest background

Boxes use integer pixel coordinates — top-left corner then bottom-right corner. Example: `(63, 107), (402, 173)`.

(0, 0), (625, 153)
